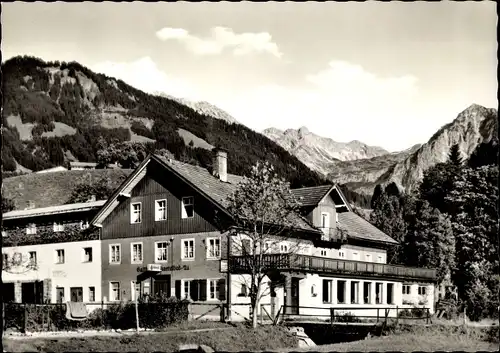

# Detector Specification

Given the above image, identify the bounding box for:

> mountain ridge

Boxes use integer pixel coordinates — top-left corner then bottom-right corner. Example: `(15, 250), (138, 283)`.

(262, 126), (389, 175)
(265, 104), (497, 198)
(1, 55), (324, 188)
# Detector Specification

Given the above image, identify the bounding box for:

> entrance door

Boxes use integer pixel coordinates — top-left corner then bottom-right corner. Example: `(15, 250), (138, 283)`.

(56, 287), (65, 303)
(70, 287), (83, 302)
(290, 277), (300, 315)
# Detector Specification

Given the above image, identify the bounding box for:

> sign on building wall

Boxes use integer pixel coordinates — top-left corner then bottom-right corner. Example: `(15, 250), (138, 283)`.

(136, 264), (190, 272)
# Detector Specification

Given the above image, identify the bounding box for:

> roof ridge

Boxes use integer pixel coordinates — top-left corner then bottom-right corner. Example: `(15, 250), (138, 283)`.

(291, 184), (333, 191)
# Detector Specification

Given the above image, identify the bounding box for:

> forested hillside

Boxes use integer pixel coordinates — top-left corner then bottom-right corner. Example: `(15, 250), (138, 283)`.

(1, 56), (324, 188)
(371, 139), (499, 321)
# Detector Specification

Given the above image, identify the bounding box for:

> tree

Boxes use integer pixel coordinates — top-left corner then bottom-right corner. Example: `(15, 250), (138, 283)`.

(445, 164), (499, 320)
(448, 143), (464, 168)
(2, 196), (16, 213)
(370, 186), (407, 264)
(226, 161), (304, 328)
(404, 200), (455, 283)
(67, 175), (126, 204)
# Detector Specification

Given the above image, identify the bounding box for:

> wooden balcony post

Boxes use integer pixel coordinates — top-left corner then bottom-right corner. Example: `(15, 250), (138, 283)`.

(377, 308), (379, 323)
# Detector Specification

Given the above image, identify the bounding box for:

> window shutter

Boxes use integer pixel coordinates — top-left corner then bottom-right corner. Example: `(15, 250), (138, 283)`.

(190, 280), (199, 301)
(199, 280), (207, 301)
(217, 279), (226, 301)
(175, 280), (181, 299)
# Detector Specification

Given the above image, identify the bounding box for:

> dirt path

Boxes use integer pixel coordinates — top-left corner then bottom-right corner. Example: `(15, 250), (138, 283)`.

(4, 327), (231, 340)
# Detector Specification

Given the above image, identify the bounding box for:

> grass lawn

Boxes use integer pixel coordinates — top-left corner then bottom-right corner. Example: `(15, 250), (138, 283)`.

(3, 324), (298, 352)
(295, 323), (499, 352)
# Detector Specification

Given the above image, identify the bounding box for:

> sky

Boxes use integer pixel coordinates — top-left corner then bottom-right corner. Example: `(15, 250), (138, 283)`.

(2, 2), (497, 152)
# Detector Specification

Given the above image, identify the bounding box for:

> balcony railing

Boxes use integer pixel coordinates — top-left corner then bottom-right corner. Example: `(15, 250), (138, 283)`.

(229, 254), (436, 281)
(318, 227), (347, 242)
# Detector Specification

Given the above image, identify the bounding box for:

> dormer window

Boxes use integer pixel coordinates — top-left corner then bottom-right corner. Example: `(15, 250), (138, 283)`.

(26, 224), (37, 235)
(181, 197), (194, 219)
(53, 222), (65, 232)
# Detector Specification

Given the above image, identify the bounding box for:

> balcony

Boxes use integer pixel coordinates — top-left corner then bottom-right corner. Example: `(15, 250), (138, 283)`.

(228, 254), (436, 282)
(318, 227), (347, 242)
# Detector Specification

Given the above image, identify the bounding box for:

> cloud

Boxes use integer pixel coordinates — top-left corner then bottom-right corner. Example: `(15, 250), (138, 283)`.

(214, 61), (421, 152)
(155, 26), (283, 58)
(91, 57), (199, 100)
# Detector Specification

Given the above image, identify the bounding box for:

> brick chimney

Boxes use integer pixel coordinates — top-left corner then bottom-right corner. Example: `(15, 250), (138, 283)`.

(26, 200), (35, 210)
(88, 195), (97, 202)
(212, 148), (228, 182)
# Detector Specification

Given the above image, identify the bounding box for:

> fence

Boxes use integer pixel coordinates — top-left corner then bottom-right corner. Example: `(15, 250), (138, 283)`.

(3, 300), (190, 333)
(3, 301), (255, 333)
(277, 305), (432, 325)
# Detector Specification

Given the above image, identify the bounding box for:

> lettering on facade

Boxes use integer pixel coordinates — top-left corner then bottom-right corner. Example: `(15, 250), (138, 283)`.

(52, 270), (67, 278)
(136, 265), (190, 272)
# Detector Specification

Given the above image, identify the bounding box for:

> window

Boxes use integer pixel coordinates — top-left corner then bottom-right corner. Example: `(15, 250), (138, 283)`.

(131, 281), (140, 301)
(239, 283), (248, 297)
(338, 250), (345, 258)
(387, 283), (394, 304)
(418, 286), (427, 296)
(351, 281), (360, 304)
(363, 282), (372, 304)
(352, 252), (360, 261)
(26, 224), (36, 235)
(155, 199), (167, 221)
(279, 243), (289, 253)
(2, 253), (9, 269)
(55, 249), (65, 264)
(206, 238), (221, 259)
(110, 282), (120, 301)
(321, 212), (330, 228)
(264, 241), (273, 253)
(182, 280), (191, 299)
(181, 197), (194, 219)
(208, 279), (219, 300)
(182, 239), (195, 260)
(29, 251), (37, 266)
(320, 249), (327, 257)
(131, 242), (143, 264)
(241, 239), (252, 255)
(83, 247), (93, 263)
(403, 285), (411, 295)
(322, 279), (333, 303)
(365, 254), (372, 262)
(377, 255), (384, 263)
(53, 222), (65, 232)
(109, 244), (121, 264)
(80, 221), (89, 230)
(89, 287), (95, 302)
(130, 202), (142, 224)
(155, 241), (169, 262)
(375, 282), (383, 304)
(337, 280), (346, 304)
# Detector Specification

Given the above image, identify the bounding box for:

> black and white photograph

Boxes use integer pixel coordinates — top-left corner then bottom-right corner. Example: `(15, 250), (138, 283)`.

(1, 1), (498, 352)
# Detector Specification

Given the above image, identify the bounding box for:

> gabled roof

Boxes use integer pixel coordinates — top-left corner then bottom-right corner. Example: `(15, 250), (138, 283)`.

(92, 154), (319, 234)
(3, 200), (106, 220)
(291, 185), (334, 206)
(291, 184), (352, 212)
(337, 212), (398, 244)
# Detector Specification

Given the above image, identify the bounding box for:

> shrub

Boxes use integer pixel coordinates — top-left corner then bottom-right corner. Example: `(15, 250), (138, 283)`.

(4, 299), (190, 332)
(334, 311), (361, 323)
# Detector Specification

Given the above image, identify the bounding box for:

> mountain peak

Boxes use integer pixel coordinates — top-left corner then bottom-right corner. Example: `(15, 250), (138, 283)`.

(298, 126), (310, 135)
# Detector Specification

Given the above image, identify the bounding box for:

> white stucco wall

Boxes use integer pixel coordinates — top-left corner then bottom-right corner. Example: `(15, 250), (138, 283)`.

(2, 240), (102, 304)
(228, 274), (283, 321)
